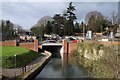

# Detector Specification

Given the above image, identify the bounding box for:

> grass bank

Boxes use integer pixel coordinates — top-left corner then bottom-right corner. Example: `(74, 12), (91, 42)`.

(73, 42), (118, 78)
(2, 46), (43, 68)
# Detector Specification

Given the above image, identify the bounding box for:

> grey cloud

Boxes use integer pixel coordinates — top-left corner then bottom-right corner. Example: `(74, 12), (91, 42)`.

(2, 2), (118, 29)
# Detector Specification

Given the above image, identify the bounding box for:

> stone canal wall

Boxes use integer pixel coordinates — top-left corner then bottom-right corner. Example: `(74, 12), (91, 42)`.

(20, 50), (52, 80)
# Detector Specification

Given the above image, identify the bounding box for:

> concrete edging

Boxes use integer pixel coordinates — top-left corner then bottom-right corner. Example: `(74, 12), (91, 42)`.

(19, 50), (52, 80)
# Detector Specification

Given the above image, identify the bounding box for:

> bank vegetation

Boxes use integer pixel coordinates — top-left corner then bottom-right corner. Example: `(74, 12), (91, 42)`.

(73, 42), (119, 78)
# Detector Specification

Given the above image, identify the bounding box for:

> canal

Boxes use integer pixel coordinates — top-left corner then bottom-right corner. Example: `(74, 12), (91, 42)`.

(35, 49), (88, 79)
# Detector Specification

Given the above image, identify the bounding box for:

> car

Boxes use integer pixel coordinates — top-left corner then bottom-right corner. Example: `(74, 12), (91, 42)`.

(41, 40), (57, 43)
(67, 37), (78, 43)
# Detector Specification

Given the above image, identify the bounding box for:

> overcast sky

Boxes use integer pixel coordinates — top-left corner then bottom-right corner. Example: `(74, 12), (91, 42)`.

(1, 1), (119, 29)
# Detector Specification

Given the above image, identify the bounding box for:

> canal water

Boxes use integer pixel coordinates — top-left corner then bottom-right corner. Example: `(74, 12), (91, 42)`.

(35, 51), (88, 79)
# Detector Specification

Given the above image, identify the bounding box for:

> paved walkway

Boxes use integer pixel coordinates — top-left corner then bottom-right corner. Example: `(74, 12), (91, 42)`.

(2, 53), (46, 78)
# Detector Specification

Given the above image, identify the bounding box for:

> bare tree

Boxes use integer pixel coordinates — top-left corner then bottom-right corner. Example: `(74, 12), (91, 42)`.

(111, 11), (118, 25)
(37, 16), (53, 26)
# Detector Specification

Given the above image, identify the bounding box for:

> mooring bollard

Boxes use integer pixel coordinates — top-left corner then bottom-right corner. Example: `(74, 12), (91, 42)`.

(24, 66), (26, 72)
(22, 67), (24, 74)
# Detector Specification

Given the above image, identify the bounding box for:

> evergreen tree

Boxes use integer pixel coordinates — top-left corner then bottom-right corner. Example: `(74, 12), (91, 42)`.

(53, 14), (64, 35)
(45, 21), (52, 34)
(65, 2), (77, 35)
(1, 20), (14, 39)
(74, 22), (80, 33)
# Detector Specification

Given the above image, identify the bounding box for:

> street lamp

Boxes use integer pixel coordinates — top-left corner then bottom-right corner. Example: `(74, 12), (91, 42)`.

(14, 55), (16, 77)
(82, 22), (85, 40)
(14, 55), (16, 68)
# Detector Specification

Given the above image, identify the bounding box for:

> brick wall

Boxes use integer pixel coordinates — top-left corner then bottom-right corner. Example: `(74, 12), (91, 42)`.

(0, 40), (16, 46)
(19, 39), (38, 52)
(34, 40), (38, 52)
(63, 40), (68, 54)
(63, 39), (78, 54)
(19, 43), (34, 51)
(62, 52), (74, 66)
(68, 43), (77, 53)
(63, 39), (120, 54)
(99, 41), (120, 45)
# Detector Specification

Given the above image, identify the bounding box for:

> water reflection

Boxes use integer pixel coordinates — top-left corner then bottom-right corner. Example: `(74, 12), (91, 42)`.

(35, 51), (88, 79)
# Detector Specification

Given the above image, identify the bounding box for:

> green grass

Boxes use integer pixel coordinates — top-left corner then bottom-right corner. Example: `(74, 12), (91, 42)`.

(0, 46), (1, 68)
(0, 46), (2, 56)
(2, 46), (43, 68)
(2, 46), (30, 58)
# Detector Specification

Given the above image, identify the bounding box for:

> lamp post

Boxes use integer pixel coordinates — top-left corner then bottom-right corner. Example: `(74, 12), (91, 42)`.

(82, 21), (85, 40)
(83, 24), (84, 40)
(14, 55), (16, 77)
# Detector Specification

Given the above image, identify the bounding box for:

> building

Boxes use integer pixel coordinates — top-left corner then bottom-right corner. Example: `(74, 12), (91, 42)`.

(115, 25), (120, 38)
(0, 33), (8, 41)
